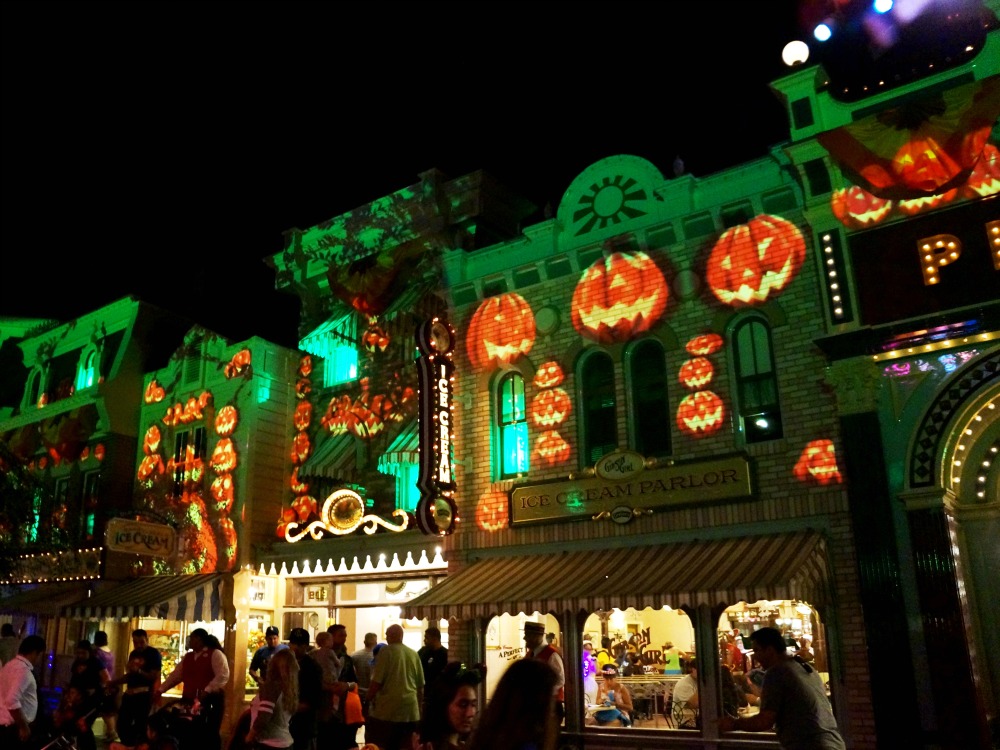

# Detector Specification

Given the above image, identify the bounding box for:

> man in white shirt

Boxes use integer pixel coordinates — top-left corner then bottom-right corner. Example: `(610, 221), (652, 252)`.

(671, 658), (699, 728)
(523, 622), (565, 718)
(350, 632), (377, 711)
(0, 634), (45, 748)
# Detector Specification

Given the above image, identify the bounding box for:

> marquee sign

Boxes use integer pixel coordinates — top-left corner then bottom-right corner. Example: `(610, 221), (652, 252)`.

(415, 317), (458, 535)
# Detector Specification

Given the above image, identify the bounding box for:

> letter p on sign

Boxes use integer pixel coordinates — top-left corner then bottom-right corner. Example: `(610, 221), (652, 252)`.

(919, 234), (962, 285)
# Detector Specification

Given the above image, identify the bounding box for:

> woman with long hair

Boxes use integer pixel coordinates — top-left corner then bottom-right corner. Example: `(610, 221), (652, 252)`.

(415, 662), (485, 750)
(466, 660), (559, 750)
(245, 648), (300, 749)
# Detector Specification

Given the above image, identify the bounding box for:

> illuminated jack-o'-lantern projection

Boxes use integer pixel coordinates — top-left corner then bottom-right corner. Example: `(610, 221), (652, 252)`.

(676, 391), (725, 437)
(94, 444), (105, 462)
(298, 355), (313, 378)
(571, 251), (668, 344)
(291, 495), (318, 523)
(533, 430), (571, 465)
(793, 439), (843, 485)
(892, 136), (962, 193)
(293, 401), (312, 432)
(175, 494), (217, 574)
(896, 188), (957, 216)
(706, 215), (806, 307)
(466, 292), (536, 369)
(289, 432), (311, 465)
(475, 491), (509, 532)
(137, 454), (165, 485)
(530, 388), (571, 427)
(679, 357), (714, 390)
(964, 142), (1000, 198)
(276, 508), (297, 539)
(216, 517), (237, 571)
(162, 395), (210, 427)
(295, 378), (312, 399)
(321, 395), (353, 435)
(210, 438), (238, 474)
(224, 349), (252, 379)
(210, 474), (235, 515)
(290, 467), (309, 495)
(831, 185), (893, 229)
(144, 379), (166, 403)
(362, 323), (391, 353)
(79, 446), (90, 462)
(533, 361), (565, 389)
(685, 333), (724, 356)
(143, 425), (161, 455)
(215, 405), (238, 437)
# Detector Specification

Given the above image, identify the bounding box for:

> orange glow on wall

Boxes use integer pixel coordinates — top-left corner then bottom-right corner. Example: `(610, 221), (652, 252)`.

(533, 430), (570, 465)
(215, 405), (238, 437)
(676, 391), (725, 437)
(571, 250), (668, 343)
(533, 360), (565, 389)
(210, 438), (238, 473)
(293, 401), (312, 431)
(143, 425), (161, 454)
(466, 292), (536, 369)
(706, 214), (806, 306)
(475, 491), (509, 532)
(210, 474), (234, 514)
(289, 432), (311, 465)
(964, 142), (1000, 197)
(144, 379), (166, 403)
(530, 388), (571, 427)
(685, 333), (724, 356)
(224, 349), (252, 379)
(678, 357), (714, 390)
(893, 136), (962, 193)
(793, 439), (842, 485)
(831, 185), (893, 229)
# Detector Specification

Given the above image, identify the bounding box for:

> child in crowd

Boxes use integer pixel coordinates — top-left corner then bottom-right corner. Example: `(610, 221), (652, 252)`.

(52, 685), (97, 750)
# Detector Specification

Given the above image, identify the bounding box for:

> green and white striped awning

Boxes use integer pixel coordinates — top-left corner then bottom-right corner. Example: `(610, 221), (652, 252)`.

(401, 531), (829, 621)
(65, 574), (225, 622)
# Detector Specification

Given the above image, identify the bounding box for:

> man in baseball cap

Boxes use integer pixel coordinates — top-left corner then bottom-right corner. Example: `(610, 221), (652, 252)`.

(249, 626), (287, 685)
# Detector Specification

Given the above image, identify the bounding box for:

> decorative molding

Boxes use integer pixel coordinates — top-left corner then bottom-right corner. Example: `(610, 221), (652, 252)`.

(260, 547), (447, 579)
(824, 357), (882, 414)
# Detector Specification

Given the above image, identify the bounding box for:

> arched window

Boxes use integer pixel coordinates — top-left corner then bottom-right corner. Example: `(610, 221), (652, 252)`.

(25, 367), (44, 408)
(75, 349), (98, 391)
(581, 351), (617, 464)
(496, 372), (528, 478)
(627, 339), (671, 457)
(732, 317), (782, 442)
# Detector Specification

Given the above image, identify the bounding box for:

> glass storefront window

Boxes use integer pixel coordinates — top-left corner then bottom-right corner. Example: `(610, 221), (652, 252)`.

(137, 617), (225, 690)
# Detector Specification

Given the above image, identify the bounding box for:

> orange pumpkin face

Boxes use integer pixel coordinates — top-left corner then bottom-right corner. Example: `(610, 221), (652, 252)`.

(831, 186), (893, 229)
(276, 508), (297, 539)
(144, 379), (166, 403)
(289, 432), (311, 465)
(291, 495), (318, 523)
(530, 388), (571, 427)
(210, 474), (235, 515)
(94, 444), (105, 462)
(685, 333), (724, 356)
(321, 395), (353, 435)
(466, 293), (536, 369)
(572, 251), (668, 344)
(964, 143), (1000, 198)
(296, 378), (312, 399)
(293, 401), (313, 431)
(347, 407), (384, 440)
(676, 391), (725, 437)
(893, 136), (962, 193)
(290, 467), (309, 495)
(299, 355), (313, 377)
(533, 361), (565, 389)
(137, 454), (165, 484)
(215, 405), (238, 437)
(475, 492), (509, 532)
(362, 324), (391, 353)
(533, 430), (570, 465)
(143, 425), (161, 455)
(707, 215), (806, 307)
(679, 357), (714, 390)
(794, 439), (842, 485)
(224, 349), (252, 379)
(896, 188), (957, 216)
(211, 438), (238, 473)
(216, 518), (237, 571)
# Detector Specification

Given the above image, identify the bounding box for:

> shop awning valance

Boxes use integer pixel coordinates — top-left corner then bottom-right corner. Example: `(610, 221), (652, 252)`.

(401, 531), (829, 621)
(65, 574), (225, 622)
(0, 582), (98, 616)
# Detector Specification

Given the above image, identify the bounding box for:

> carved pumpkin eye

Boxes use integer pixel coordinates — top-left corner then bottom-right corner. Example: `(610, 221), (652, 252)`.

(706, 214), (806, 307)
(466, 292), (536, 370)
(676, 391), (725, 437)
(475, 492), (509, 532)
(571, 251), (668, 344)
(793, 439), (843, 485)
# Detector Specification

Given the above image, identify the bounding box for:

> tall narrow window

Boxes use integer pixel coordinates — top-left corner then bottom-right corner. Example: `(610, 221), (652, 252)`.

(627, 340), (671, 457)
(581, 352), (617, 464)
(81, 471), (100, 541)
(496, 372), (529, 477)
(76, 350), (98, 391)
(173, 426), (207, 495)
(732, 317), (783, 442)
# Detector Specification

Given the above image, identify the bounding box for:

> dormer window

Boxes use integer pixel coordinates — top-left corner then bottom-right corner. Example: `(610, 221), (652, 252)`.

(75, 348), (98, 392)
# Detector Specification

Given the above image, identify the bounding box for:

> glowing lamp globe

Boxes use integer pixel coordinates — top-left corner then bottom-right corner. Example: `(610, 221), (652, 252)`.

(782, 40), (810, 66)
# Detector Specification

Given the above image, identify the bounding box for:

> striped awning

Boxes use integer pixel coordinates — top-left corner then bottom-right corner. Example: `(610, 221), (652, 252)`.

(0, 582), (97, 616)
(401, 531), (829, 621)
(65, 574), (225, 622)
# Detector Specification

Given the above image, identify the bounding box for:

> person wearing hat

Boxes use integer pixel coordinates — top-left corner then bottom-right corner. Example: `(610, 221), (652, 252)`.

(594, 664), (633, 727)
(286, 628), (324, 750)
(522, 621), (564, 718)
(250, 626), (289, 686)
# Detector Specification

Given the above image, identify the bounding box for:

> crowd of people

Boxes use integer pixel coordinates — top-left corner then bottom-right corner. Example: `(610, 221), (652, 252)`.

(0, 622), (843, 750)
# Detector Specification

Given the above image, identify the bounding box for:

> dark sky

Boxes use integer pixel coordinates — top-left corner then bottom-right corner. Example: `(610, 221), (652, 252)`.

(1, 1), (805, 349)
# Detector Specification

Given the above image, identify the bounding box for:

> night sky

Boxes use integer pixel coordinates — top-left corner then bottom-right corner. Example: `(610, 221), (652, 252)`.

(2, 1), (804, 350)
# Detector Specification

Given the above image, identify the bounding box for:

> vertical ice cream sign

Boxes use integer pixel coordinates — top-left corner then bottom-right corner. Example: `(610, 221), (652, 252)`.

(416, 317), (458, 535)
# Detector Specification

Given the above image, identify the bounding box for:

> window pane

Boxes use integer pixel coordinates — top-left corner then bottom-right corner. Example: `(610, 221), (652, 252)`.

(630, 341), (670, 457)
(583, 354), (617, 463)
(497, 374), (529, 478)
(502, 423), (529, 475)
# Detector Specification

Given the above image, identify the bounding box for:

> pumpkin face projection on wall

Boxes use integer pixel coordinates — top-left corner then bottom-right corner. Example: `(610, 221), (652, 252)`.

(530, 388), (571, 427)
(361, 324), (391, 353)
(896, 188), (957, 216)
(143, 425), (161, 455)
(571, 251), (668, 344)
(893, 136), (962, 194)
(210, 474), (235, 515)
(475, 491), (509, 532)
(215, 405), (238, 437)
(831, 186), (893, 229)
(137, 454), (165, 485)
(793, 439), (843, 485)
(216, 518), (237, 571)
(533, 361), (565, 389)
(276, 508), (297, 539)
(224, 349), (252, 379)
(964, 143), (999, 197)
(293, 401), (312, 432)
(678, 357), (714, 390)
(144, 379), (166, 404)
(676, 391), (725, 437)
(289, 432), (311, 465)
(291, 495), (318, 523)
(706, 214), (806, 307)
(533, 430), (570, 465)
(685, 333), (724, 356)
(290, 467), (309, 495)
(210, 438), (238, 474)
(466, 292), (536, 369)
(298, 355), (313, 378)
